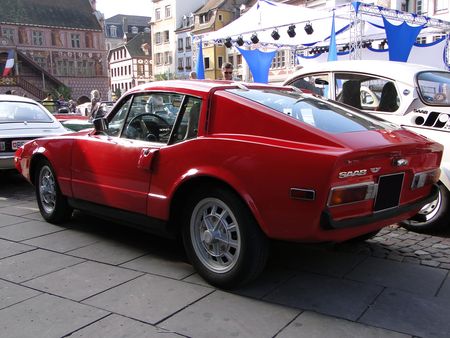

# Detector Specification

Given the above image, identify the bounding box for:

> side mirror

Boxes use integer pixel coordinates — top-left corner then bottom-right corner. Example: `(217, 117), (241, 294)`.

(93, 117), (108, 134)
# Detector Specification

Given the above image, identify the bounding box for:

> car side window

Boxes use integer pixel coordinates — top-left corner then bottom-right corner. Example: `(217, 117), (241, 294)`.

(335, 73), (399, 113)
(290, 74), (330, 98)
(104, 97), (131, 137)
(171, 96), (202, 144)
(122, 93), (182, 143)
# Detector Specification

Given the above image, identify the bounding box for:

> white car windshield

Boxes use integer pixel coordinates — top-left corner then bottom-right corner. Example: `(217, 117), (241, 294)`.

(0, 101), (53, 123)
(417, 71), (450, 106)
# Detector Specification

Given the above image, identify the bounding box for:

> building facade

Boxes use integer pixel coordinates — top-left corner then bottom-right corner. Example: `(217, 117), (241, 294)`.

(104, 14), (151, 51)
(108, 32), (152, 98)
(174, 14), (195, 79)
(150, 0), (206, 80)
(0, 0), (109, 101)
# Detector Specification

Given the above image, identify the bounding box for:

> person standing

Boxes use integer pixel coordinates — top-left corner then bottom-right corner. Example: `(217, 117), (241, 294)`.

(42, 93), (55, 113)
(221, 62), (234, 80)
(189, 71), (197, 79)
(89, 89), (102, 119)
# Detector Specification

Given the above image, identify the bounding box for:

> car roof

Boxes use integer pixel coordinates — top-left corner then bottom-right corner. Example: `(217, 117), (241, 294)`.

(127, 80), (282, 96)
(288, 60), (442, 85)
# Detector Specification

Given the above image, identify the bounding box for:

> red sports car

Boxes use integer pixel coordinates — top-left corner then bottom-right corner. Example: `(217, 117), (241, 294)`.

(15, 80), (442, 289)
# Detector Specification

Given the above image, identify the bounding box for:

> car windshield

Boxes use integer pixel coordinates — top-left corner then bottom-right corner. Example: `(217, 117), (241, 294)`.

(227, 88), (390, 134)
(417, 71), (450, 106)
(0, 101), (53, 123)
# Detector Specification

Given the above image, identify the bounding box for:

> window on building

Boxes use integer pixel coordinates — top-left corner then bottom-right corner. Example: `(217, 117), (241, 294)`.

(110, 25), (117, 38)
(164, 51), (172, 64)
(164, 30), (170, 43)
(200, 14), (208, 24)
(237, 54), (242, 66)
(86, 32), (94, 48)
(71, 33), (81, 48)
(178, 38), (184, 51)
(131, 26), (138, 34)
(178, 57), (183, 70)
(137, 64), (144, 75)
(218, 14), (223, 21)
(165, 5), (171, 18)
(185, 57), (192, 70)
(416, 0), (428, 14)
(416, 36), (427, 44)
(2, 28), (14, 43)
(435, 0), (448, 11)
(33, 56), (47, 70)
(433, 34), (446, 41)
(32, 31), (44, 46)
(218, 56), (223, 69)
(228, 55), (234, 64)
(185, 37), (191, 50)
(271, 50), (286, 69)
(155, 32), (161, 44)
(156, 53), (162, 65)
(155, 8), (161, 20)
(204, 57), (210, 69)
(128, 65), (131, 74)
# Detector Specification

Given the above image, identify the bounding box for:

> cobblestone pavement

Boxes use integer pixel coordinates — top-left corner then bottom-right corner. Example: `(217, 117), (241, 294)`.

(1, 170), (450, 338)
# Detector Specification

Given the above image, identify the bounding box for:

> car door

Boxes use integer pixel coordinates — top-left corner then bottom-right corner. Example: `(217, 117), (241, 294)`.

(71, 92), (183, 214)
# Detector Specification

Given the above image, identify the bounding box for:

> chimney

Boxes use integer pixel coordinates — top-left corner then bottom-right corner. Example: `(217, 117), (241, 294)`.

(123, 17), (128, 34)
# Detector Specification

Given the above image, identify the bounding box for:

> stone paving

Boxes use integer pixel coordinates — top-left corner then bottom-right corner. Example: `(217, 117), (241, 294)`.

(1, 170), (450, 338)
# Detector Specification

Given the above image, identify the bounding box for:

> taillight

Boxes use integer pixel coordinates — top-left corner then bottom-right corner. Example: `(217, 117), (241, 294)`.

(411, 168), (441, 190)
(328, 182), (376, 207)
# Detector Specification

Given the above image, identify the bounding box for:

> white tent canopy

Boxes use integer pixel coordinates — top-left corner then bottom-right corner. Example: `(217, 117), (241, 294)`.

(198, 0), (350, 47)
(197, 0), (450, 49)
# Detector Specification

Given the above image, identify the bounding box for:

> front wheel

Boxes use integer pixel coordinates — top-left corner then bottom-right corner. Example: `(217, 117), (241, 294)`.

(35, 160), (73, 224)
(182, 187), (268, 289)
(400, 183), (450, 233)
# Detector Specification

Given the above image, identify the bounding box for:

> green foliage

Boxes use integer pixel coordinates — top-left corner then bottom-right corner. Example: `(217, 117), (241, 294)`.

(114, 88), (122, 100)
(50, 86), (72, 100)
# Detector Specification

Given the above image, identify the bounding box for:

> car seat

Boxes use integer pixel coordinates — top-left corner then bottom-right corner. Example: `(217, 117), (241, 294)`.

(377, 82), (399, 112)
(340, 80), (362, 109)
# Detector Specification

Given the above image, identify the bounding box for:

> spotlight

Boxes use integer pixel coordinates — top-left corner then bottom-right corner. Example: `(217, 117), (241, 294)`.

(287, 24), (296, 38)
(224, 37), (233, 48)
(271, 29), (280, 40)
(304, 22), (314, 35)
(236, 36), (244, 46)
(250, 33), (259, 44)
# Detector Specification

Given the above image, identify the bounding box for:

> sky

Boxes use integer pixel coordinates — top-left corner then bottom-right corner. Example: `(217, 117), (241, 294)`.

(95, 0), (153, 19)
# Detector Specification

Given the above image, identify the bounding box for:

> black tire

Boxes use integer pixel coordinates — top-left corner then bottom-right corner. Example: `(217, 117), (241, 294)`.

(400, 182), (450, 233)
(35, 160), (73, 224)
(182, 187), (269, 289)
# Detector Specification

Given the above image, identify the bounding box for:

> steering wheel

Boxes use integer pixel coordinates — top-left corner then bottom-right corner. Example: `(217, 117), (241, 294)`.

(126, 113), (171, 141)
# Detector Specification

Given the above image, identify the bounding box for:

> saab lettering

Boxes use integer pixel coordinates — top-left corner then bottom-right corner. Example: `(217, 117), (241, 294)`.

(338, 169), (367, 178)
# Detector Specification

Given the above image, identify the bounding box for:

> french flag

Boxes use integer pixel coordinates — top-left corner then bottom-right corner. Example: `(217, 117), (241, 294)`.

(3, 49), (14, 77)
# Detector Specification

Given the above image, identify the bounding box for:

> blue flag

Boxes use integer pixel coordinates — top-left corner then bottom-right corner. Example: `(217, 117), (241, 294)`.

(195, 38), (205, 79)
(328, 12), (337, 62)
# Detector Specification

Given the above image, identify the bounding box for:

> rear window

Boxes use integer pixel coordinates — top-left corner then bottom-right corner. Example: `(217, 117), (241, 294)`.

(227, 88), (390, 134)
(0, 101), (53, 123)
(417, 71), (450, 106)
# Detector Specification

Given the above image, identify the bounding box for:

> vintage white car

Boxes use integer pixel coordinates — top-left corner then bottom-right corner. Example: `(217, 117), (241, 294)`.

(285, 60), (450, 233)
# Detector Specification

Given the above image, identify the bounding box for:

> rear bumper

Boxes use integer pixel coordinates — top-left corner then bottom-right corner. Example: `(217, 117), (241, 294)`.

(0, 153), (14, 170)
(321, 184), (439, 230)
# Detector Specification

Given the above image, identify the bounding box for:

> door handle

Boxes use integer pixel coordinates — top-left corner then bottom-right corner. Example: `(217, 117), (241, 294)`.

(138, 148), (158, 170)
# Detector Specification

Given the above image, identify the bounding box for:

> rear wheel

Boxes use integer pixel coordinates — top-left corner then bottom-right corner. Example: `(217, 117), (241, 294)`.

(182, 187), (268, 289)
(400, 183), (450, 233)
(35, 160), (72, 224)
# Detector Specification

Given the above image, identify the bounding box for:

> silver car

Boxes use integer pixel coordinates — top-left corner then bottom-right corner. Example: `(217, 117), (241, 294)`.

(0, 94), (67, 170)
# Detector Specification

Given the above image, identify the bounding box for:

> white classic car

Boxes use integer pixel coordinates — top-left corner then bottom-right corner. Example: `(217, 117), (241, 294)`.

(284, 60), (450, 233)
(0, 94), (67, 170)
